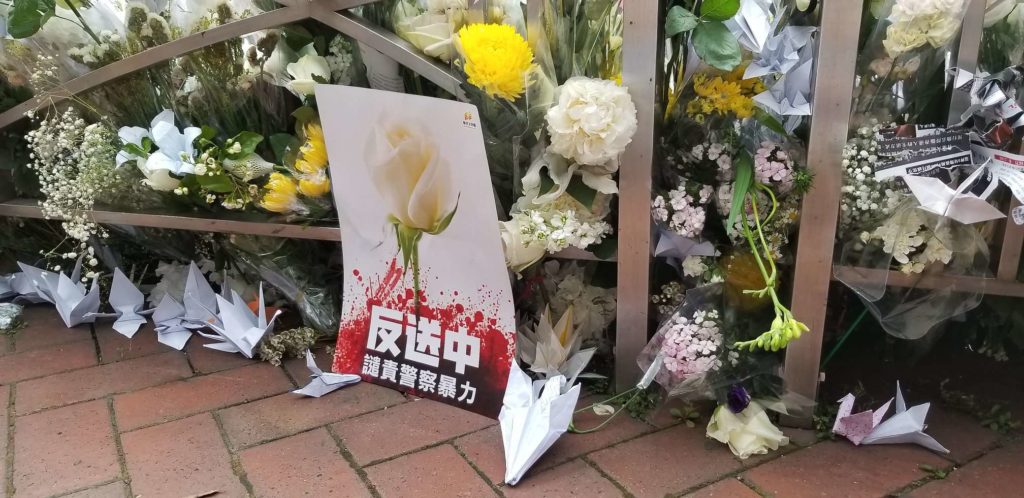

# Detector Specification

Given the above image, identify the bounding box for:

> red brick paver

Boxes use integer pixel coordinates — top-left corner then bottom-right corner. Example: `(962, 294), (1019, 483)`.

(908, 440), (1024, 497)
(186, 337), (258, 373)
(114, 363), (293, 431)
(589, 424), (744, 497)
(333, 398), (494, 464)
(218, 383), (407, 449)
(13, 306), (91, 352)
(365, 444), (497, 497)
(60, 481), (130, 497)
(240, 428), (371, 497)
(95, 323), (166, 363)
(0, 339), (97, 384)
(16, 351), (192, 414)
(683, 478), (760, 497)
(455, 397), (653, 483)
(503, 460), (622, 497)
(743, 440), (948, 498)
(13, 400), (120, 498)
(121, 413), (245, 498)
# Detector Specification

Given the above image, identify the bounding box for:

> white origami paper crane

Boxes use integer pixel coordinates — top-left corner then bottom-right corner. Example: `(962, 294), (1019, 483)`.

(517, 306), (600, 386)
(152, 295), (193, 350)
(904, 174), (1006, 225)
(14, 263), (59, 304)
(745, 26), (817, 79)
(292, 350), (361, 397)
(86, 268), (154, 338)
(182, 261), (219, 329)
(197, 284), (280, 358)
(0, 274), (15, 300)
(753, 56), (812, 116)
(499, 361), (581, 486)
(725, 0), (774, 53)
(832, 382), (948, 453)
(16, 260), (100, 328)
(832, 394), (893, 445)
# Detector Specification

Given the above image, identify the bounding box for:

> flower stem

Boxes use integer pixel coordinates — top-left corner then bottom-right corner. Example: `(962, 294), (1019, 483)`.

(64, 2), (102, 45)
(568, 388), (642, 434)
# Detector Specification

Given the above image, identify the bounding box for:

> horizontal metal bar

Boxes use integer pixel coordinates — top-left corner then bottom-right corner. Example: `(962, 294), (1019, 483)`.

(0, 198), (341, 241)
(0, 5), (315, 131)
(0, 198), (605, 261)
(832, 265), (1024, 298)
(309, 8), (467, 100)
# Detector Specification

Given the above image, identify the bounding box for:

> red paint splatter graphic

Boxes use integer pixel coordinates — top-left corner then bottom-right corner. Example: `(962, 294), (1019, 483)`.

(333, 258), (514, 419)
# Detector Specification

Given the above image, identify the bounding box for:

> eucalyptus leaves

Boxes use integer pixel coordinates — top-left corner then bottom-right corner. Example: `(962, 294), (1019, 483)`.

(666, 0), (743, 71)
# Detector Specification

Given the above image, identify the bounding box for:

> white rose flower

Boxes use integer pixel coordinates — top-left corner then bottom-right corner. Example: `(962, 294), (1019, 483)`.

(397, 13), (458, 62)
(499, 219), (546, 274)
(706, 402), (790, 459)
(426, 0), (467, 11)
(366, 122), (458, 232)
(883, 20), (929, 56)
(546, 76), (638, 167)
(286, 51), (331, 97)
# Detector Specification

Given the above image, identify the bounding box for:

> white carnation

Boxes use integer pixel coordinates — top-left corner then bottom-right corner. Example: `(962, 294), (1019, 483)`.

(546, 76), (638, 166)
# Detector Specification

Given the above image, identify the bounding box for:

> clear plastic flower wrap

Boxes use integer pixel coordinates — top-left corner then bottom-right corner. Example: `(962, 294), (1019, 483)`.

(637, 284), (735, 401)
(836, 197), (991, 340)
(851, 0), (971, 124)
(223, 235), (341, 335)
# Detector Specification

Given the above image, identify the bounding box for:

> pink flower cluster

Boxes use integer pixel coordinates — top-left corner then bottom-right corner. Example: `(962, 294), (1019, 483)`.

(753, 142), (794, 193)
(660, 309), (724, 376)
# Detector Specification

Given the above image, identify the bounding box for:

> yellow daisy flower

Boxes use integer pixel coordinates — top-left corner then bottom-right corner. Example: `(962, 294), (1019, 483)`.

(261, 172), (306, 214)
(457, 23), (535, 102)
(298, 170), (331, 198)
(296, 122), (328, 174)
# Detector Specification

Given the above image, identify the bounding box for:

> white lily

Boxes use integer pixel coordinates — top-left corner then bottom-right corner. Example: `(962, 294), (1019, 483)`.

(518, 306), (598, 385)
(286, 46), (331, 98)
(117, 110), (200, 188)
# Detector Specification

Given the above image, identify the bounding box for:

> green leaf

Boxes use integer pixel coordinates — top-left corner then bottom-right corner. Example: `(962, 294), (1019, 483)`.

(692, 22), (741, 71)
(196, 173), (235, 193)
(228, 131), (264, 158)
(269, 133), (299, 165)
(199, 126), (218, 142)
(754, 108), (789, 137)
(292, 106), (318, 135)
(8, 0), (56, 39)
(281, 25), (313, 52)
(592, 237), (617, 260)
(428, 195), (460, 235)
(700, 0), (740, 21)
(121, 143), (149, 158)
(566, 176), (597, 210)
(727, 151), (754, 230)
(665, 6), (699, 37)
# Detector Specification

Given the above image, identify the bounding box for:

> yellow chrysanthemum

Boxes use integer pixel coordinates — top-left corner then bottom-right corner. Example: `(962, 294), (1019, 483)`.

(298, 170), (331, 197)
(457, 23), (534, 102)
(261, 172), (305, 214)
(295, 122), (328, 174)
(685, 63), (764, 121)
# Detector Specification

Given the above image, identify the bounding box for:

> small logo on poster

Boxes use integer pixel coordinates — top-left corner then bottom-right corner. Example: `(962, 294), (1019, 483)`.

(462, 111), (477, 129)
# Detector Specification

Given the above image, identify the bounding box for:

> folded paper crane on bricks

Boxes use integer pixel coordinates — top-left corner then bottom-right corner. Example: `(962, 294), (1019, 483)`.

(85, 268), (154, 337)
(196, 284), (280, 358)
(16, 260), (100, 327)
(293, 350), (361, 397)
(832, 382), (948, 453)
(152, 295), (194, 350)
(499, 361), (581, 486)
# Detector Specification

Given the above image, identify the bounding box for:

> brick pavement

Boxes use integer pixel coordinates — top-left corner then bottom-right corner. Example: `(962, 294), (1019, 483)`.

(1, 305), (1019, 497)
